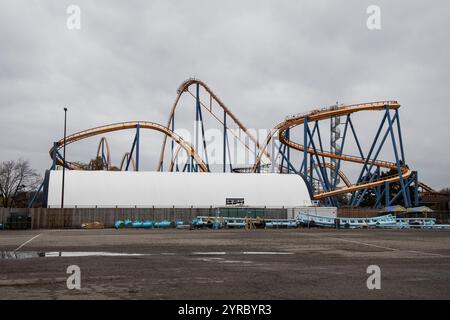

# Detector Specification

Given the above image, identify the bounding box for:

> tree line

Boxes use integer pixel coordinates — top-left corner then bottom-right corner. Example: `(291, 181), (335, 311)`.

(0, 159), (41, 208)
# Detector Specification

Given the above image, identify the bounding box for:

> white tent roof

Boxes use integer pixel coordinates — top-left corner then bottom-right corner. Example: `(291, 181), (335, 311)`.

(45, 170), (312, 208)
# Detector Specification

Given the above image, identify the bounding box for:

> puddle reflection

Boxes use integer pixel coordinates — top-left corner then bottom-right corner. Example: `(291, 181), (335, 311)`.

(1, 251), (148, 259)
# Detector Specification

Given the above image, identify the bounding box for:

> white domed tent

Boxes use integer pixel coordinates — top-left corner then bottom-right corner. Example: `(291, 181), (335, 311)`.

(44, 171), (312, 208)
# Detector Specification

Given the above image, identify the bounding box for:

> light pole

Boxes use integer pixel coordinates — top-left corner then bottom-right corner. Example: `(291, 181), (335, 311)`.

(61, 107), (67, 209)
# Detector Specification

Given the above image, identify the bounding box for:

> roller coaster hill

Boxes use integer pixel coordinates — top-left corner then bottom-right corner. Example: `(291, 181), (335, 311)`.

(30, 78), (442, 209)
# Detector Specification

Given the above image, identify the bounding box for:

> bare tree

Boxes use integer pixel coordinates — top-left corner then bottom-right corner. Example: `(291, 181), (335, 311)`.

(0, 159), (41, 208)
(77, 156), (120, 171)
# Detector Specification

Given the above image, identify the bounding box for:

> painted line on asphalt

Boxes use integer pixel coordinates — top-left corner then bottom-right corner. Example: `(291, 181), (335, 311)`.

(14, 233), (43, 252)
(299, 232), (400, 251)
(328, 237), (450, 257)
(192, 252), (227, 255)
(405, 250), (449, 258)
(327, 237), (399, 251)
(242, 251), (294, 255)
(192, 251), (294, 255)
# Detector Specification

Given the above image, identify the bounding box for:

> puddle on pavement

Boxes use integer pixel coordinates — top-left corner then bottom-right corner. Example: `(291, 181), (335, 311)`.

(0, 251), (148, 260)
(1, 250), (296, 260)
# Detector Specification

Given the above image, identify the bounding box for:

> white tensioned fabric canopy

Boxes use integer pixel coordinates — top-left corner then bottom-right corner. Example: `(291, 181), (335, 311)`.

(45, 171), (312, 208)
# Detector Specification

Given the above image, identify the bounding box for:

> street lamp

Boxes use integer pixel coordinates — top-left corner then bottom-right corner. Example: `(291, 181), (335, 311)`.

(61, 107), (68, 209)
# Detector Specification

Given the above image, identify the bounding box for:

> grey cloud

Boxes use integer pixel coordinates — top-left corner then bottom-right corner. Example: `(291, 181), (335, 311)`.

(0, 0), (449, 188)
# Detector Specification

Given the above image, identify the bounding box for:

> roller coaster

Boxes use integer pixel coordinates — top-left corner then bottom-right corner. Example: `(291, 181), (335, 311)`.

(30, 78), (436, 208)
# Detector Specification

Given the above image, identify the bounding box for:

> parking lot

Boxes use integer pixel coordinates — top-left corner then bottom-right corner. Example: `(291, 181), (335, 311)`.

(1, 228), (450, 299)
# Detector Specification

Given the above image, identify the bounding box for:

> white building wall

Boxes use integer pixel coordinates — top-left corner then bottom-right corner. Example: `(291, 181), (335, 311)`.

(46, 171), (312, 208)
(287, 206), (337, 219)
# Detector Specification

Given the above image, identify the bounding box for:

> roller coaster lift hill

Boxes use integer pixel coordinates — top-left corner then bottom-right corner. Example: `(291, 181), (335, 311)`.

(29, 78), (436, 209)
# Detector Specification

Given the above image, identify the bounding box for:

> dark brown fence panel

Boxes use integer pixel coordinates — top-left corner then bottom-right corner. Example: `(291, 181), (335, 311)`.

(263, 208), (287, 219)
(337, 208), (381, 218)
(21, 207), (223, 229)
(0, 208), (11, 225)
(23, 207), (450, 229)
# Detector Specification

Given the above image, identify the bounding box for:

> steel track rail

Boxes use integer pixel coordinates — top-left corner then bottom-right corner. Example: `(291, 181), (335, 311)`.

(252, 101), (414, 199)
(157, 78), (269, 171)
(50, 121), (208, 172)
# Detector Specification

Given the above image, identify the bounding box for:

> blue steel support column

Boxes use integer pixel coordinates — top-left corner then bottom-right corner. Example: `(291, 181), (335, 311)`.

(196, 88), (210, 172)
(374, 167), (381, 201)
(276, 140), (298, 173)
(414, 171), (419, 206)
(125, 134), (137, 171)
(348, 117), (365, 159)
(286, 128), (290, 173)
(28, 181), (45, 208)
(136, 124), (140, 171)
(307, 120), (335, 206)
(389, 174), (415, 206)
(28, 142), (59, 208)
(306, 125), (333, 198)
(350, 111), (392, 206)
(171, 116), (175, 171)
(52, 142), (57, 169)
(299, 122), (319, 173)
(195, 83), (200, 172)
(223, 110), (227, 173)
(279, 143), (285, 172)
(303, 117), (308, 179)
(395, 109), (406, 163)
(226, 132), (233, 172)
(302, 124), (328, 202)
(374, 184), (385, 208)
(314, 122), (326, 167)
(394, 109), (410, 203)
(385, 181), (390, 206)
(385, 106), (409, 207)
(352, 120), (395, 207)
(354, 111), (388, 184)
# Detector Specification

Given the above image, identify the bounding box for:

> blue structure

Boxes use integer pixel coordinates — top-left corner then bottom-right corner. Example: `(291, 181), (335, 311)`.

(271, 103), (420, 208)
(29, 79), (428, 210)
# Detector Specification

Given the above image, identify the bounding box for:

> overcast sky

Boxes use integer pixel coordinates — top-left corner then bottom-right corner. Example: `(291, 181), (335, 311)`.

(0, 0), (449, 189)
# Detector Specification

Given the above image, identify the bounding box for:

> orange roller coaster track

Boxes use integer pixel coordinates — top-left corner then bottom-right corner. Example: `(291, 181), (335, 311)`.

(40, 79), (434, 209)
(95, 137), (111, 170)
(157, 78), (270, 172)
(49, 121), (208, 172)
(119, 152), (136, 171)
(279, 101), (412, 200)
(252, 100), (427, 206)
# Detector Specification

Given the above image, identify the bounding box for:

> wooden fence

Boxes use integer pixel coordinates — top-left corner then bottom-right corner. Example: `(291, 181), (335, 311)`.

(0, 207), (287, 229)
(1, 207), (449, 229)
